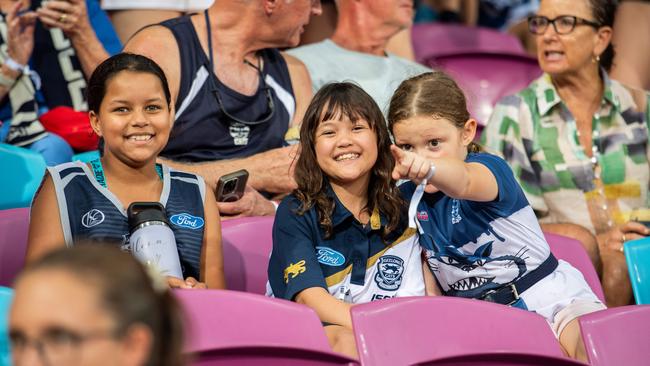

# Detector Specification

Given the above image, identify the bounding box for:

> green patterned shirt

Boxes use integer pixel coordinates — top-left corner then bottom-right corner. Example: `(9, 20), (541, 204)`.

(482, 72), (650, 234)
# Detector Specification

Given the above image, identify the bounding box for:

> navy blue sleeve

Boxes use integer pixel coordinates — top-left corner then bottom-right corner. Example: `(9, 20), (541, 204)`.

(87, 0), (122, 55)
(398, 180), (418, 201)
(466, 152), (528, 215)
(268, 195), (327, 301)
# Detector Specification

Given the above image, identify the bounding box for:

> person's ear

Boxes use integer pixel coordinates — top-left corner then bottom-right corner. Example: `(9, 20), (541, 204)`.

(461, 118), (477, 146)
(120, 324), (153, 366)
(89, 111), (103, 137)
(594, 26), (612, 58)
(263, 0), (278, 15)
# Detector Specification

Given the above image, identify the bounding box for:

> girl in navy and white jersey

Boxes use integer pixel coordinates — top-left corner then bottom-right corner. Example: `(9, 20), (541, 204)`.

(387, 71), (604, 362)
(268, 82), (425, 359)
(27, 53), (225, 290)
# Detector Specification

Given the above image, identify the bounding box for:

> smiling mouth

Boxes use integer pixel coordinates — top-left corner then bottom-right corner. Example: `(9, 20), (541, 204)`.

(126, 134), (154, 142)
(334, 153), (360, 161)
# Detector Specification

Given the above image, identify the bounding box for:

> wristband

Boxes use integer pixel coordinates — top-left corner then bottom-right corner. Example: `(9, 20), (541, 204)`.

(425, 163), (436, 180)
(4, 57), (26, 73)
(2, 57), (41, 90)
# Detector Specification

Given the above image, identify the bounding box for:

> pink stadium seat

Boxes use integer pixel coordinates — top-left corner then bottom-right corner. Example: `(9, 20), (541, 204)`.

(351, 296), (565, 366)
(220, 216), (274, 294)
(412, 23), (527, 63)
(404, 353), (586, 366)
(579, 305), (650, 366)
(0, 208), (30, 287)
(425, 52), (542, 127)
(175, 289), (356, 365)
(544, 232), (605, 302)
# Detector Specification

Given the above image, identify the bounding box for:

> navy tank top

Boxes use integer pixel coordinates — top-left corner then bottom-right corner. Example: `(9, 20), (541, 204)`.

(159, 15), (295, 162)
(47, 161), (207, 279)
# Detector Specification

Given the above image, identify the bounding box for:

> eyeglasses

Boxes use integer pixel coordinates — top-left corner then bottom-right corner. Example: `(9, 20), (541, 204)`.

(9, 327), (118, 365)
(527, 15), (601, 35)
(212, 61), (276, 126)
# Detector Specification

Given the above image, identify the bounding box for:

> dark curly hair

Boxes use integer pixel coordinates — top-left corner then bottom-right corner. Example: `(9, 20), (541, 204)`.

(294, 82), (404, 240)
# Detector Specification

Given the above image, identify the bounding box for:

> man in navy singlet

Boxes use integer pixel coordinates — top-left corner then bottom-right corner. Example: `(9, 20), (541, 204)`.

(125, 0), (320, 217)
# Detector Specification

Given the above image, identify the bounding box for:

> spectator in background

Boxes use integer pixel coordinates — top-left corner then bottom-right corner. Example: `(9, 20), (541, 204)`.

(483, 0), (648, 307)
(0, 0), (121, 165)
(611, 0), (650, 90)
(287, 0), (430, 115)
(124, 0), (320, 217)
(9, 245), (186, 366)
(101, 0), (214, 44)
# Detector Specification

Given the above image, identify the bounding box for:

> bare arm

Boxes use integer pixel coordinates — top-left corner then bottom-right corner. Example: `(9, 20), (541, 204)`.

(391, 145), (499, 202)
(36, 0), (109, 77)
(422, 260), (442, 296)
(282, 53), (312, 128)
(26, 174), (66, 263)
(296, 287), (353, 328)
(158, 146), (298, 194)
(201, 185), (226, 289)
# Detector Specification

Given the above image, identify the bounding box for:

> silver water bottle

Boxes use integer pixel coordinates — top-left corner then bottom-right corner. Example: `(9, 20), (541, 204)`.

(127, 202), (183, 279)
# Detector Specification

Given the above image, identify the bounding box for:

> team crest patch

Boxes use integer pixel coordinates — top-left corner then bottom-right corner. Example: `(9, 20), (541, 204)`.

(170, 213), (204, 229)
(316, 246), (346, 266)
(81, 209), (105, 228)
(417, 211), (429, 221)
(284, 260), (306, 283)
(374, 255), (404, 291)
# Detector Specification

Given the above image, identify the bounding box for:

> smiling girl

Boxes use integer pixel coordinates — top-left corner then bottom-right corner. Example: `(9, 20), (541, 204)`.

(27, 53), (225, 290)
(267, 82), (425, 358)
(388, 71), (605, 361)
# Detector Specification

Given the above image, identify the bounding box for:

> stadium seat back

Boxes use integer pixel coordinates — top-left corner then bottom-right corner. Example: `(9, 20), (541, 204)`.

(0, 208), (30, 287)
(624, 237), (650, 304)
(175, 289), (356, 365)
(0, 144), (46, 209)
(544, 232), (605, 302)
(412, 23), (526, 63)
(351, 296), (564, 366)
(220, 216), (274, 294)
(579, 305), (650, 366)
(0, 287), (13, 366)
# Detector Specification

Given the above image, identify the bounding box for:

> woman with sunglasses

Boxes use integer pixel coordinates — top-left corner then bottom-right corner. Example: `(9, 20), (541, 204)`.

(483, 0), (650, 308)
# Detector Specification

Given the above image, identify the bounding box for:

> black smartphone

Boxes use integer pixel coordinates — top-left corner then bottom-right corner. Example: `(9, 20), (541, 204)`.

(216, 169), (249, 202)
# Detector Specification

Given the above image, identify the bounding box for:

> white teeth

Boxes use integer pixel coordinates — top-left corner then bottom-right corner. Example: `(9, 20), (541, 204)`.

(128, 135), (152, 142)
(449, 276), (490, 291)
(335, 153), (359, 161)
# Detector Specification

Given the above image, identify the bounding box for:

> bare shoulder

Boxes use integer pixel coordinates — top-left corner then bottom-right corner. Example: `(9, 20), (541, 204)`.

(282, 53), (309, 77)
(124, 25), (182, 99)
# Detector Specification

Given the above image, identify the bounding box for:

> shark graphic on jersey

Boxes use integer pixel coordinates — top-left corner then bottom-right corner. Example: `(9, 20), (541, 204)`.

(422, 222), (535, 298)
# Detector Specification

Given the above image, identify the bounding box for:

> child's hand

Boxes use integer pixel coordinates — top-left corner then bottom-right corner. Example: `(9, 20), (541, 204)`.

(390, 145), (431, 180)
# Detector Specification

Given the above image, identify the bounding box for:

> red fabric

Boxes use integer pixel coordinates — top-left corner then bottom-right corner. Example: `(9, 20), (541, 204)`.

(39, 106), (98, 152)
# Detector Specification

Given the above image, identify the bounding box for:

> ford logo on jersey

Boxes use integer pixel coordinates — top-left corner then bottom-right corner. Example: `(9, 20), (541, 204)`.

(316, 247), (346, 266)
(170, 213), (204, 229)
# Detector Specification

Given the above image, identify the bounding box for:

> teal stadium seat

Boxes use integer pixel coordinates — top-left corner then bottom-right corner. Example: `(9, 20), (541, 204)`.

(0, 143), (46, 209)
(72, 149), (100, 163)
(624, 237), (650, 304)
(0, 287), (13, 365)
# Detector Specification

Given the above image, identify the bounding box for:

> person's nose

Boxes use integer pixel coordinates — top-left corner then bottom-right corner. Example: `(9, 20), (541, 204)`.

(131, 108), (150, 127)
(335, 129), (354, 148)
